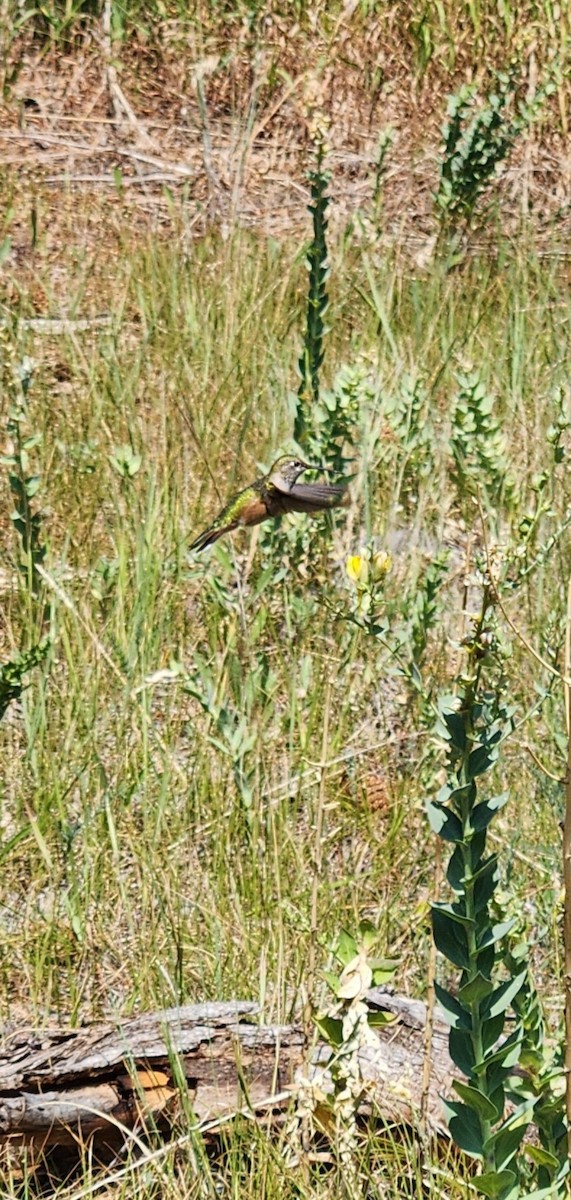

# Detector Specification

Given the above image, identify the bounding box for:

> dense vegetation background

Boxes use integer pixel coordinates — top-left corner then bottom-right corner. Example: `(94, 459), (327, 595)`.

(1, 3), (571, 1195)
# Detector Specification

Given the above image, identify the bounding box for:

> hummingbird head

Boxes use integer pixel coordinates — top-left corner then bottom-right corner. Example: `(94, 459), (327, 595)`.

(269, 455), (316, 493)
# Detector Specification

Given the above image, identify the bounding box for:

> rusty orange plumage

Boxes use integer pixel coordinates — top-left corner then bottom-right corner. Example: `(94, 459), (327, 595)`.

(189, 456), (347, 552)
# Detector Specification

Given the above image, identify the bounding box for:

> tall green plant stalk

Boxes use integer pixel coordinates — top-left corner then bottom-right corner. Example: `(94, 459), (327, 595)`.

(0, 352), (50, 720)
(3, 360), (47, 602)
(428, 584), (534, 1199)
(295, 139), (330, 448)
(435, 70), (557, 233)
(428, 558), (568, 1195)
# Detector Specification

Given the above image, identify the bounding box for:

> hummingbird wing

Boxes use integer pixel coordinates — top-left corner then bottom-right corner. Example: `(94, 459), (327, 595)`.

(284, 481), (348, 512)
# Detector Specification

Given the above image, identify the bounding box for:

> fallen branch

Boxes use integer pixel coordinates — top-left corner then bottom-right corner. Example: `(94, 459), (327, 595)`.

(0, 993), (453, 1151)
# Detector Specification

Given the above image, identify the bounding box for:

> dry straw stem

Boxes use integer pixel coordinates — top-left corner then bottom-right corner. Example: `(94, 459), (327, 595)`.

(58, 1090), (291, 1200)
(492, 587), (571, 690)
(565, 576), (571, 1164)
(478, 497), (571, 690)
(3, 130), (195, 177)
(305, 676), (332, 1037)
(524, 740), (565, 784)
(101, 0), (155, 148)
(420, 837), (441, 1137)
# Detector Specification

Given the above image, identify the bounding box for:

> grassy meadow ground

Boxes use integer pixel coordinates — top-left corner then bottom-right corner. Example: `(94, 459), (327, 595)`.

(1, 4), (571, 1196)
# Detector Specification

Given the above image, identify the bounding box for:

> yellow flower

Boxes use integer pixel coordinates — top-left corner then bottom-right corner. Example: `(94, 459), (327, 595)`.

(371, 550), (392, 580)
(346, 554), (369, 585)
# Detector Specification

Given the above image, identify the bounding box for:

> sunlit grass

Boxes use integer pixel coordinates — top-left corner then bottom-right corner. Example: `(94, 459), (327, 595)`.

(0, 186), (569, 1193)
(2, 0), (569, 84)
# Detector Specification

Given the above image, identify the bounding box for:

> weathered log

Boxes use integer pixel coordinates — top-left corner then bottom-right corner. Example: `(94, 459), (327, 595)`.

(0, 993), (454, 1151)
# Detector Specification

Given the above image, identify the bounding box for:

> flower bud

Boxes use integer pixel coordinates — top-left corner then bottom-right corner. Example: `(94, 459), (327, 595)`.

(371, 550), (392, 580)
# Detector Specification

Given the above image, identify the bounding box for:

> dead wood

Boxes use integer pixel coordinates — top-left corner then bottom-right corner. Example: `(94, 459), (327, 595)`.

(0, 993), (454, 1154)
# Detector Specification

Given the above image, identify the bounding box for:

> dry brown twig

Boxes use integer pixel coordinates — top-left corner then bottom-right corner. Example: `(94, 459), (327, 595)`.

(4, 130), (195, 177)
(477, 495), (571, 689)
(100, 0), (156, 149)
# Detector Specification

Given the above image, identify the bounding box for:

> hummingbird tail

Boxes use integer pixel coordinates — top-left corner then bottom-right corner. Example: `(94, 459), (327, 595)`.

(189, 523), (235, 552)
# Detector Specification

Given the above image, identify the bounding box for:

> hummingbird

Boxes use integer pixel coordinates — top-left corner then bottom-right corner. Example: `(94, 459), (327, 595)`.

(189, 455), (347, 552)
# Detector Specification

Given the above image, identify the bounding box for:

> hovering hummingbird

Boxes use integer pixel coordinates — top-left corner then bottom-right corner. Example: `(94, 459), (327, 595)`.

(189, 455), (347, 552)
